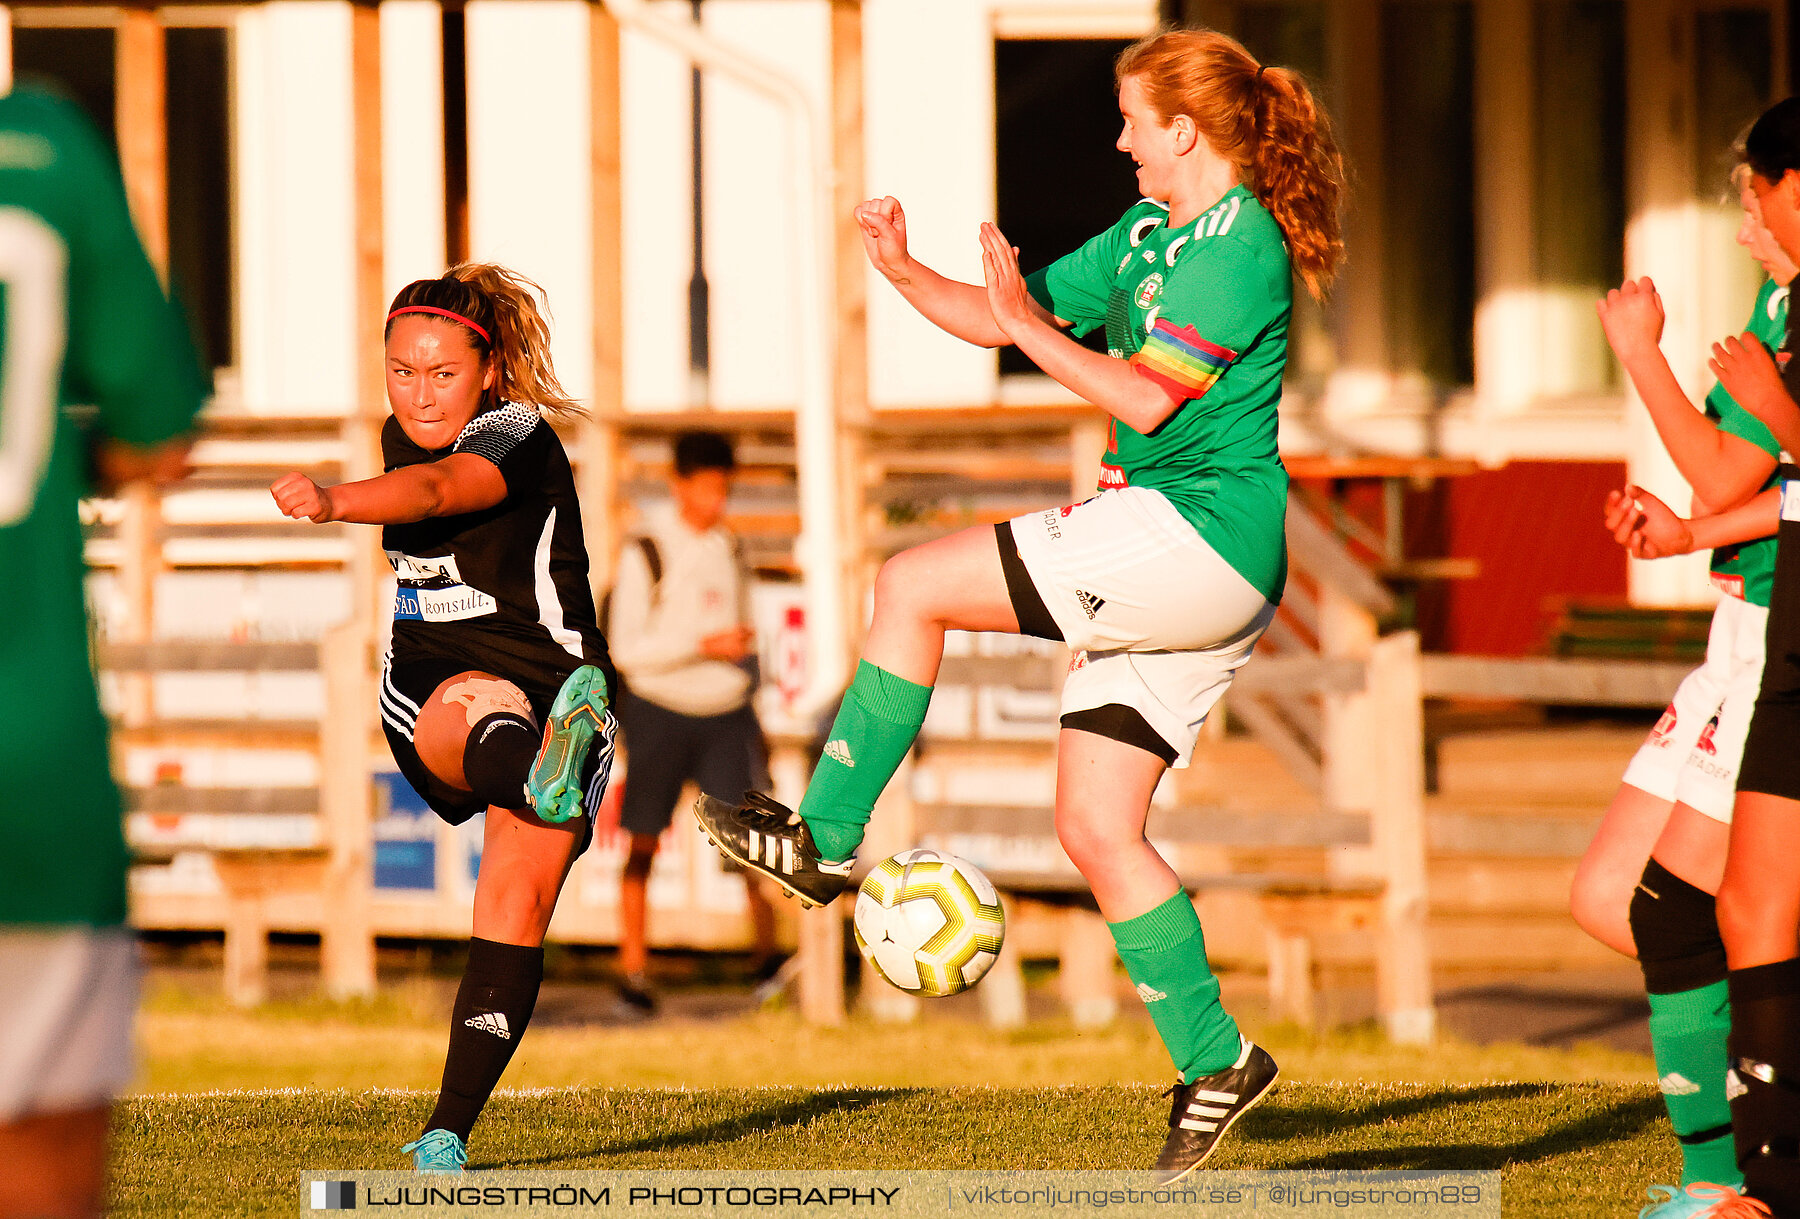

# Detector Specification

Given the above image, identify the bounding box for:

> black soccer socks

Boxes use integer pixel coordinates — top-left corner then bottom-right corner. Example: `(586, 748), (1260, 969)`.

(462, 712), (539, 810)
(1728, 957), (1800, 1214)
(424, 937), (545, 1141)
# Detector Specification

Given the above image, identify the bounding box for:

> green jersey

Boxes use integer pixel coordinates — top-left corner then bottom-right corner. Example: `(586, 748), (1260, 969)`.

(1703, 278), (1788, 607)
(1026, 186), (1292, 600)
(0, 89), (207, 926)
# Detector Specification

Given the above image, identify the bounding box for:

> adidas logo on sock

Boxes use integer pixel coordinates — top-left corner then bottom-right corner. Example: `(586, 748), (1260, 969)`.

(1135, 982), (1167, 1003)
(465, 1011), (512, 1040)
(824, 739), (855, 767)
(1075, 589), (1107, 619)
(1658, 1072), (1701, 1096)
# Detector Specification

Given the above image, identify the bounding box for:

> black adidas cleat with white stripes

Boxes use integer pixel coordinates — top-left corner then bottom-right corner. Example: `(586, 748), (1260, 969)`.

(693, 791), (854, 909)
(1153, 1038), (1279, 1183)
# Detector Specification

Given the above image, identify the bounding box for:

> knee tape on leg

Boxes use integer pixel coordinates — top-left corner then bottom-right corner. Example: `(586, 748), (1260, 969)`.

(1629, 860), (1727, 995)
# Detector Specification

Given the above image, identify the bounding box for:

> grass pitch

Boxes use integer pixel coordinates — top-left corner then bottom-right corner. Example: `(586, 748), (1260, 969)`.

(121, 976), (1668, 1215)
(114, 1082), (1667, 1218)
(136, 975), (1656, 1093)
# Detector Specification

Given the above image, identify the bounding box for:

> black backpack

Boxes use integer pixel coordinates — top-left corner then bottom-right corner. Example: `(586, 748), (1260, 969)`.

(598, 535), (663, 637)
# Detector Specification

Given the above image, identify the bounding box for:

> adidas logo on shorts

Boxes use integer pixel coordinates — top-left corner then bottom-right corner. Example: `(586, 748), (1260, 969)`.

(824, 739), (855, 767)
(1658, 1072), (1701, 1096)
(465, 1011), (512, 1040)
(1135, 982), (1167, 1003)
(1075, 589), (1106, 619)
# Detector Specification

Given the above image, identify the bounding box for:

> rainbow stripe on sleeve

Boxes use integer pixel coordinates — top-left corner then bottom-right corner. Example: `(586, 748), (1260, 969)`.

(1129, 318), (1237, 401)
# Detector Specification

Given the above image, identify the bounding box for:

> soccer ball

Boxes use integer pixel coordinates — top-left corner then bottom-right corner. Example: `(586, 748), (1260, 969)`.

(852, 848), (1006, 996)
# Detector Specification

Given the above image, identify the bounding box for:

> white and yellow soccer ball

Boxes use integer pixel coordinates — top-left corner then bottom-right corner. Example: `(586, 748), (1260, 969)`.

(852, 848), (1006, 996)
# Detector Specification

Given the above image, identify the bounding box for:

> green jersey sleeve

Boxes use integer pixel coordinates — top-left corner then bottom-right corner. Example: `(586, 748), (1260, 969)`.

(1025, 201), (1162, 340)
(1128, 231), (1283, 405)
(45, 94), (207, 447)
(1705, 385), (1781, 459)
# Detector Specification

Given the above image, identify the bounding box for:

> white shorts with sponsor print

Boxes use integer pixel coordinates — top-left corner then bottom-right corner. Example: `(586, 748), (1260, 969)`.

(0, 927), (139, 1122)
(1007, 486), (1276, 767)
(1620, 593), (1768, 823)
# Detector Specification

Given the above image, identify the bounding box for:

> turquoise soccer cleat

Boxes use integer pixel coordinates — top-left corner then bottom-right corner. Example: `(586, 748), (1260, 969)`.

(400, 1129), (467, 1173)
(1638, 1183), (1746, 1218)
(525, 665), (613, 824)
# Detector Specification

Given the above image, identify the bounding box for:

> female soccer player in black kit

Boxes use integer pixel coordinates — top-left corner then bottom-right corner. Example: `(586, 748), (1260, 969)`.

(273, 264), (617, 1172)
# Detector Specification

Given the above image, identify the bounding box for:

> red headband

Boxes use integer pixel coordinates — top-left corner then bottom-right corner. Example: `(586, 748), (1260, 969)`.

(386, 305), (491, 344)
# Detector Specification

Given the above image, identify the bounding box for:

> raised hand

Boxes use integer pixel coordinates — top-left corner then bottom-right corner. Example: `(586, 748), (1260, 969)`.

(1603, 484), (1693, 559)
(1710, 333), (1800, 445)
(1595, 277), (1665, 364)
(854, 196), (912, 281)
(271, 471), (335, 523)
(978, 222), (1032, 340)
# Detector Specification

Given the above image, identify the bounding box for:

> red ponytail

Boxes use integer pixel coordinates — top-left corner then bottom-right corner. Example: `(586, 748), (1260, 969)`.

(1117, 29), (1346, 300)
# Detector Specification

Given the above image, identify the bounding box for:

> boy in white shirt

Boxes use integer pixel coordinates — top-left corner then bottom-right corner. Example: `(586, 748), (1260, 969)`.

(608, 432), (779, 1013)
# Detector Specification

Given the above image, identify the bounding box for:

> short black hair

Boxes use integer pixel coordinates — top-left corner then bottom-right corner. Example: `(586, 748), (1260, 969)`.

(673, 430), (736, 477)
(1746, 97), (1800, 184)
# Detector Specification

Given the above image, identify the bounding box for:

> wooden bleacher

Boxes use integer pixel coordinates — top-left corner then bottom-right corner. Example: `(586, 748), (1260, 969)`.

(1545, 599), (1713, 663)
(104, 631), (373, 1006)
(94, 405), (1692, 1035)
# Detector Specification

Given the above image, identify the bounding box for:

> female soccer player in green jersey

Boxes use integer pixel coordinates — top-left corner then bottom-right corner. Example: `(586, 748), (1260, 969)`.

(1571, 171), (1793, 1219)
(0, 88), (207, 1219)
(696, 28), (1343, 1178)
(273, 265), (618, 1173)
(1604, 97), (1800, 1219)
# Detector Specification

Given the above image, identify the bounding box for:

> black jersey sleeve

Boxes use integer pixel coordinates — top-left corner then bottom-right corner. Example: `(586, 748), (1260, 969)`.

(452, 403), (549, 497)
(380, 415), (414, 471)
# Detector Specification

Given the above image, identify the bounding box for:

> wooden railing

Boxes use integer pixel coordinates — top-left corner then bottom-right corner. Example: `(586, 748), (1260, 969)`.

(103, 628), (374, 1005)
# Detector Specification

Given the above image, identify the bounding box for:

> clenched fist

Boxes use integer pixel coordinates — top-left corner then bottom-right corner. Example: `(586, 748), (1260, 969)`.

(271, 472), (335, 523)
(1595, 278), (1664, 364)
(854, 196), (912, 282)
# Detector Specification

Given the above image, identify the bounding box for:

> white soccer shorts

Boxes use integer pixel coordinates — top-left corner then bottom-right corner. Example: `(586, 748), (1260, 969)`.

(0, 927), (139, 1123)
(1620, 593), (1768, 823)
(1007, 486), (1276, 767)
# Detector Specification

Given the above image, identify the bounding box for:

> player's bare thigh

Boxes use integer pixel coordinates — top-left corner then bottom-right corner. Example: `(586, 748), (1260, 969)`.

(1653, 802), (1730, 895)
(1571, 782), (1673, 957)
(414, 671), (536, 793)
(864, 525), (1018, 683)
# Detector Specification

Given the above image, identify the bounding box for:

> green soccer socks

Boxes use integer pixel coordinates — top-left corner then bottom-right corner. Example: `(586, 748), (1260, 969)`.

(1648, 981), (1740, 1186)
(1111, 891), (1243, 1081)
(797, 660), (933, 863)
